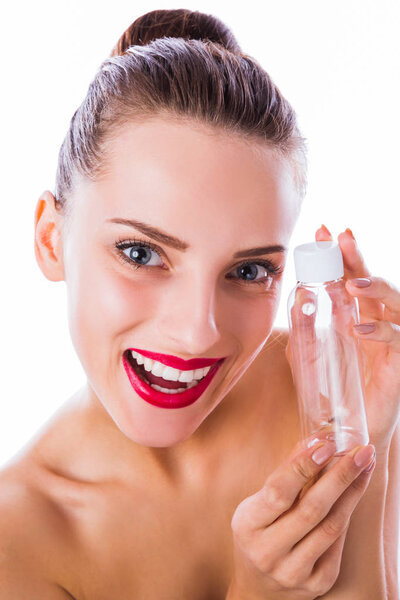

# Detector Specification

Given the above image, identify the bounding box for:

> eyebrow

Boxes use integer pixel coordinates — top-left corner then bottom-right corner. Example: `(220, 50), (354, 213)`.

(107, 218), (287, 258)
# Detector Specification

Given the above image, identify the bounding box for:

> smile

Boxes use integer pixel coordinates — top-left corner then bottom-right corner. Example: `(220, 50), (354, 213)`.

(122, 349), (225, 409)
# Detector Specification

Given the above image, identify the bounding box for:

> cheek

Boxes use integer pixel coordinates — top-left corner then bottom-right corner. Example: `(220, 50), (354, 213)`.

(227, 288), (281, 347)
(66, 255), (157, 363)
(95, 274), (148, 334)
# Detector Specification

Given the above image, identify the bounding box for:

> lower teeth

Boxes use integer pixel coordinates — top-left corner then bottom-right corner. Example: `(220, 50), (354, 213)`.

(148, 380), (200, 394)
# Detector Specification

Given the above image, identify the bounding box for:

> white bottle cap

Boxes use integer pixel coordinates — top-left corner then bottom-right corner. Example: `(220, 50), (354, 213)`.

(293, 240), (344, 283)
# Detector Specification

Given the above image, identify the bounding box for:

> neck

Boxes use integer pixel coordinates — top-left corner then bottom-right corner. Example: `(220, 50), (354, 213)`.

(76, 377), (265, 490)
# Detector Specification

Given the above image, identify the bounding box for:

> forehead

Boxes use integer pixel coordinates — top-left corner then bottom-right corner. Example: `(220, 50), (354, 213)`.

(77, 117), (298, 239)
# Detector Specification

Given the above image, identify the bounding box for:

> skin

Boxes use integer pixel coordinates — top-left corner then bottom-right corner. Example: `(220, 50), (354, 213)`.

(4, 116), (395, 598)
(0, 116), (304, 597)
(33, 116), (300, 483)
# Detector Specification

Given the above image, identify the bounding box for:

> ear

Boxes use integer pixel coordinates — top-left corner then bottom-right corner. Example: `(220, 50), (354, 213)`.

(34, 190), (65, 282)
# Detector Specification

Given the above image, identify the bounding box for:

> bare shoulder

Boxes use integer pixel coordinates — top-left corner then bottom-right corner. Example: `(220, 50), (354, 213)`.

(0, 463), (77, 598)
(229, 325), (296, 423)
(246, 326), (292, 387)
(263, 326), (290, 361)
(258, 326), (295, 400)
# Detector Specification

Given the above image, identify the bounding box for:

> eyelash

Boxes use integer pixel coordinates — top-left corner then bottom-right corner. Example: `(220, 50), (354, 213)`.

(114, 237), (284, 286)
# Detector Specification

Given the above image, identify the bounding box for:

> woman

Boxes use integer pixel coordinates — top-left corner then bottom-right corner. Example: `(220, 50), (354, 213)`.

(0, 8), (399, 599)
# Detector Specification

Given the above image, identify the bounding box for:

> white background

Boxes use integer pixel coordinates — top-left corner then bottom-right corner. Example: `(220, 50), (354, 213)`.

(1, 0), (399, 578)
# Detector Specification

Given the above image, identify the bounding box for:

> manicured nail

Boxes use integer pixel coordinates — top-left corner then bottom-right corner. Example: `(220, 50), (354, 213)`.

(354, 445), (375, 468)
(364, 458), (376, 473)
(312, 442), (336, 465)
(307, 436), (323, 448)
(320, 224), (332, 237)
(353, 323), (376, 334)
(350, 278), (371, 287)
(345, 228), (356, 240)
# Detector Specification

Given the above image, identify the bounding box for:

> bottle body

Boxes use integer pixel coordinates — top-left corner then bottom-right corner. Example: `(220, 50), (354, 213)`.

(287, 277), (369, 455)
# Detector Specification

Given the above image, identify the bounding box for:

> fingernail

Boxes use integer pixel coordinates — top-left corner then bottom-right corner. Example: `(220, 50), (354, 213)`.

(353, 323), (376, 334)
(312, 442), (336, 465)
(320, 224), (332, 237)
(345, 228), (356, 240)
(354, 445), (375, 468)
(307, 438), (323, 448)
(364, 458), (376, 473)
(350, 278), (371, 287)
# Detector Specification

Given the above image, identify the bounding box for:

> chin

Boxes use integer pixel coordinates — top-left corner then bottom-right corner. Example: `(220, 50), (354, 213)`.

(114, 411), (202, 448)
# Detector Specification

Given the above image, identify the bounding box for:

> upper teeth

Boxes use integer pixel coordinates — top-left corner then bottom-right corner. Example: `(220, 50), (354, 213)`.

(131, 351), (212, 383)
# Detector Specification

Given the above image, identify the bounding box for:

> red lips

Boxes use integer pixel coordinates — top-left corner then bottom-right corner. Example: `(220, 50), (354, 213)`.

(127, 348), (225, 371)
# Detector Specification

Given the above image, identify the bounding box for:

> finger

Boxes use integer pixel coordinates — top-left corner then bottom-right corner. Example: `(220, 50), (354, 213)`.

(285, 339), (331, 421)
(236, 438), (337, 534)
(307, 530), (347, 594)
(346, 276), (400, 324)
(273, 526), (348, 594)
(337, 229), (383, 321)
(352, 319), (400, 352)
(288, 285), (328, 443)
(316, 226), (383, 322)
(262, 444), (375, 555)
(283, 455), (374, 574)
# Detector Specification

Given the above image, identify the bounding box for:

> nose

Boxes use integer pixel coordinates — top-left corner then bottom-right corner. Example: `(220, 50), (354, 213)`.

(156, 270), (223, 357)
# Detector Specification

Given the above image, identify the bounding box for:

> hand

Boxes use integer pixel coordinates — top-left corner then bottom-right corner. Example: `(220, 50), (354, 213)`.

(315, 225), (400, 451)
(228, 435), (376, 600)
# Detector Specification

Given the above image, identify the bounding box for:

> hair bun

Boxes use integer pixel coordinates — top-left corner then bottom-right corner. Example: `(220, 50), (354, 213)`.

(110, 9), (242, 57)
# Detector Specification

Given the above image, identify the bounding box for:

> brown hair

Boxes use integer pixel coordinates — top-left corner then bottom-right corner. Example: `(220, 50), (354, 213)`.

(54, 9), (307, 218)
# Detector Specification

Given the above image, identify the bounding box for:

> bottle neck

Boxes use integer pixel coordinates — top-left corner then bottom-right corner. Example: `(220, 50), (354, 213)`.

(297, 276), (344, 287)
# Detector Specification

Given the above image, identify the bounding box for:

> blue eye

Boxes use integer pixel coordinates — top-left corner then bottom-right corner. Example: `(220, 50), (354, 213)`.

(114, 238), (283, 286)
(115, 239), (164, 269)
(227, 261), (283, 287)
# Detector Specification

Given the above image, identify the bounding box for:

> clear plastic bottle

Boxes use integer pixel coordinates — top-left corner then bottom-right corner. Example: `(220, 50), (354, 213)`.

(287, 240), (369, 456)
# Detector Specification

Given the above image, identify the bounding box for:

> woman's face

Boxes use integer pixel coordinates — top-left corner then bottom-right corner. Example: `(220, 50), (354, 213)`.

(55, 117), (299, 447)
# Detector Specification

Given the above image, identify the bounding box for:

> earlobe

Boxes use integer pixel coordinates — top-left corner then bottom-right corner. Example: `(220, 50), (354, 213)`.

(34, 190), (65, 282)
